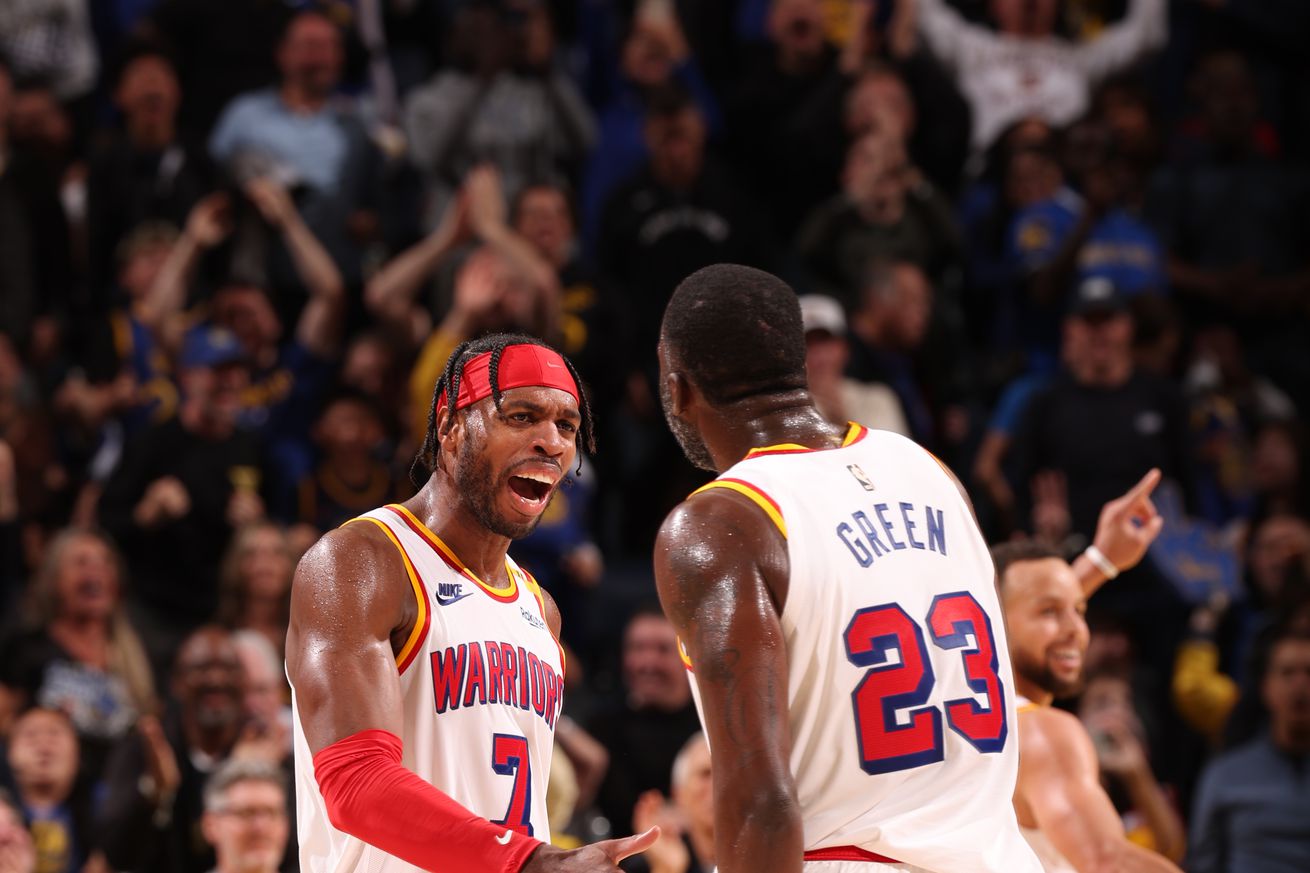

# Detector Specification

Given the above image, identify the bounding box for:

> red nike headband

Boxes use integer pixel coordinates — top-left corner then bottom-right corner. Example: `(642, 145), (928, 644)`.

(440, 344), (579, 413)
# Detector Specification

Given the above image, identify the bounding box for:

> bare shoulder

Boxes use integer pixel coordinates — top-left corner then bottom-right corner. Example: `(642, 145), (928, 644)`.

(1018, 706), (1096, 767)
(537, 584), (563, 641)
(654, 487), (788, 623)
(287, 522), (410, 673)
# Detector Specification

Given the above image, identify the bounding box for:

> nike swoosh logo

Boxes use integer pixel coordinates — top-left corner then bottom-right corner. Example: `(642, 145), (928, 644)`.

(495, 830), (513, 845)
(434, 590), (474, 606)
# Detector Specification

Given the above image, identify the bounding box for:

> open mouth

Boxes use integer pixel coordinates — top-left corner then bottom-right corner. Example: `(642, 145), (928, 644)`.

(508, 472), (555, 512)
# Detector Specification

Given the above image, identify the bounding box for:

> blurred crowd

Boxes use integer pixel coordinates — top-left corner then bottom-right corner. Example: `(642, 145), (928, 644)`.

(0, 0), (1308, 871)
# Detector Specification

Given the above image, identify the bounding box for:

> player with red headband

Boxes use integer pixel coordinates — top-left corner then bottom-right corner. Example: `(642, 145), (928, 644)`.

(286, 333), (657, 873)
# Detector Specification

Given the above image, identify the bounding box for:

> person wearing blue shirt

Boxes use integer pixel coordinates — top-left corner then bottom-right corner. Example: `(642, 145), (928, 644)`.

(1188, 629), (1310, 873)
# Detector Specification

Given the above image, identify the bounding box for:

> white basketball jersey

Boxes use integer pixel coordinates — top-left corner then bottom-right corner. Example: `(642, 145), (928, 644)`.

(681, 424), (1041, 872)
(291, 504), (565, 873)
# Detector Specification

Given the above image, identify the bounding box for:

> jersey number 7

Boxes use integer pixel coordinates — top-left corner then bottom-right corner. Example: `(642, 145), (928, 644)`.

(844, 591), (1008, 775)
(490, 733), (534, 836)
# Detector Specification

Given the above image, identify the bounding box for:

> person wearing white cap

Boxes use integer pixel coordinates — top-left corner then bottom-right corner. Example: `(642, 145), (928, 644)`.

(799, 294), (910, 438)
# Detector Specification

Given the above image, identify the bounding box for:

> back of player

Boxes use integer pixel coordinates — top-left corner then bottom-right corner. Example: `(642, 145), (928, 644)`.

(691, 423), (1038, 872)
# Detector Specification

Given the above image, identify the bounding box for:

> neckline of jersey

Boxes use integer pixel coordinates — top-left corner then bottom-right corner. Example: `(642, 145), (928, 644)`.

(384, 504), (519, 603)
(743, 422), (868, 460)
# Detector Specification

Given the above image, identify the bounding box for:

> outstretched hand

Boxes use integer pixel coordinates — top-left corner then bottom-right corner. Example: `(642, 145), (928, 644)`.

(522, 827), (660, 873)
(1092, 468), (1165, 574)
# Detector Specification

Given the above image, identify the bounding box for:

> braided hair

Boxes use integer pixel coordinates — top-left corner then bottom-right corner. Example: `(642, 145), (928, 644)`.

(410, 333), (596, 488)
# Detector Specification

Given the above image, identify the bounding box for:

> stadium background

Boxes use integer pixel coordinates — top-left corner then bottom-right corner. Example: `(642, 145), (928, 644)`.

(0, 0), (1307, 870)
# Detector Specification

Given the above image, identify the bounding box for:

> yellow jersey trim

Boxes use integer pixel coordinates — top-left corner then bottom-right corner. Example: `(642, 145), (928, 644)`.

(690, 478), (787, 538)
(344, 516), (429, 673)
(387, 504), (518, 602)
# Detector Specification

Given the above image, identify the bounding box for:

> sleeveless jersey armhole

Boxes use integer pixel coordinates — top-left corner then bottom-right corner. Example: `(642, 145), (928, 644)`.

(343, 516), (431, 675)
(689, 478), (788, 539)
(519, 568), (567, 678)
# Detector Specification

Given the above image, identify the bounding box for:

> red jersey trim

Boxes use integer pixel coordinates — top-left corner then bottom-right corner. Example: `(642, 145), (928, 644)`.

(803, 846), (899, 863)
(385, 505), (519, 603)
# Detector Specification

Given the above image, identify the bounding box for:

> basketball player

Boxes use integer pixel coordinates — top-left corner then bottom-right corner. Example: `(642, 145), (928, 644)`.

(286, 333), (656, 872)
(995, 535), (1184, 873)
(653, 264), (1042, 872)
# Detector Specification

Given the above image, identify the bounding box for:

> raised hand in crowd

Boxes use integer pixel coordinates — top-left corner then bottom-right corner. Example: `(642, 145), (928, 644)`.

(631, 790), (690, 873)
(137, 715), (182, 809)
(133, 476), (192, 529)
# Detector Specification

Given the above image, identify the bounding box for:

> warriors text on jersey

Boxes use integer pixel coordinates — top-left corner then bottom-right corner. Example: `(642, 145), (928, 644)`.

(681, 423), (1041, 872)
(290, 504), (565, 873)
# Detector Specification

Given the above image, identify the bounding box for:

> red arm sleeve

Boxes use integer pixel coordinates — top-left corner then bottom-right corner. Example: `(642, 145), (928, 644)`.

(312, 729), (542, 873)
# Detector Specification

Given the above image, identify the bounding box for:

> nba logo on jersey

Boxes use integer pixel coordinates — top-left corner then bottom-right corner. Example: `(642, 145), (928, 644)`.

(847, 464), (876, 491)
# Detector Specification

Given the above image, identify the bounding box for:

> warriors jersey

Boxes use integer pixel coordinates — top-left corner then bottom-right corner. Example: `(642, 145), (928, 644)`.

(291, 504), (566, 873)
(681, 424), (1041, 872)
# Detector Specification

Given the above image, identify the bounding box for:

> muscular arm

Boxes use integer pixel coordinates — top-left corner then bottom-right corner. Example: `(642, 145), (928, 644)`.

(1016, 709), (1182, 873)
(286, 523), (410, 752)
(654, 492), (802, 873)
(287, 525), (547, 873)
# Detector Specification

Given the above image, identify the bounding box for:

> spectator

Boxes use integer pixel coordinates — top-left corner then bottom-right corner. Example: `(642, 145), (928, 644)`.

(581, 8), (720, 253)
(209, 8), (379, 280)
(338, 330), (406, 439)
(199, 759), (289, 873)
(588, 605), (701, 835)
(0, 528), (156, 775)
(1007, 278), (1192, 543)
(725, 0), (844, 237)
(796, 128), (961, 309)
(56, 221), (183, 439)
(291, 391), (404, 534)
(151, 177), (346, 492)
(844, 260), (937, 446)
(97, 327), (265, 663)
(229, 631), (292, 770)
(1077, 672), (1187, 863)
(0, 58), (73, 349)
(0, 789), (35, 873)
(0, 0), (98, 103)
(1250, 421), (1309, 519)
(86, 49), (212, 293)
(0, 337), (62, 538)
(4, 707), (97, 873)
(1007, 119), (1166, 354)
(623, 731), (713, 873)
(511, 180), (626, 423)
(364, 163), (558, 353)
(797, 294), (909, 435)
(143, 0), (288, 138)
(597, 86), (769, 375)
(1146, 50), (1310, 394)
(217, 523), (293, 659)
(1188, 629), (1310, 873)
(915, 0), (1167, 159)
(370, 167), (561, 445)
(7, 81), (85, 252)
(403, 3), (595, 230)
(97, 626), (248, 873)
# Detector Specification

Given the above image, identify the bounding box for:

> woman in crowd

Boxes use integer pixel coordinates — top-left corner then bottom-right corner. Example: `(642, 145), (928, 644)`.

(0, 528), (156, 777)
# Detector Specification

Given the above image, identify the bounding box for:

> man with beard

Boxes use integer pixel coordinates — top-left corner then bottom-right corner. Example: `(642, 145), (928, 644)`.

(286, 333), (657, 873)
(98, 626), (254, 873)
(653, 264), (1041, 873)
(993, 541), (1182, 873)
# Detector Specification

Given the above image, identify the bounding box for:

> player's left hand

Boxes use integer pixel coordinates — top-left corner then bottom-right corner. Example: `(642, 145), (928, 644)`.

(1092, 468), (1164, 574)
(522, 827), (660, 872)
